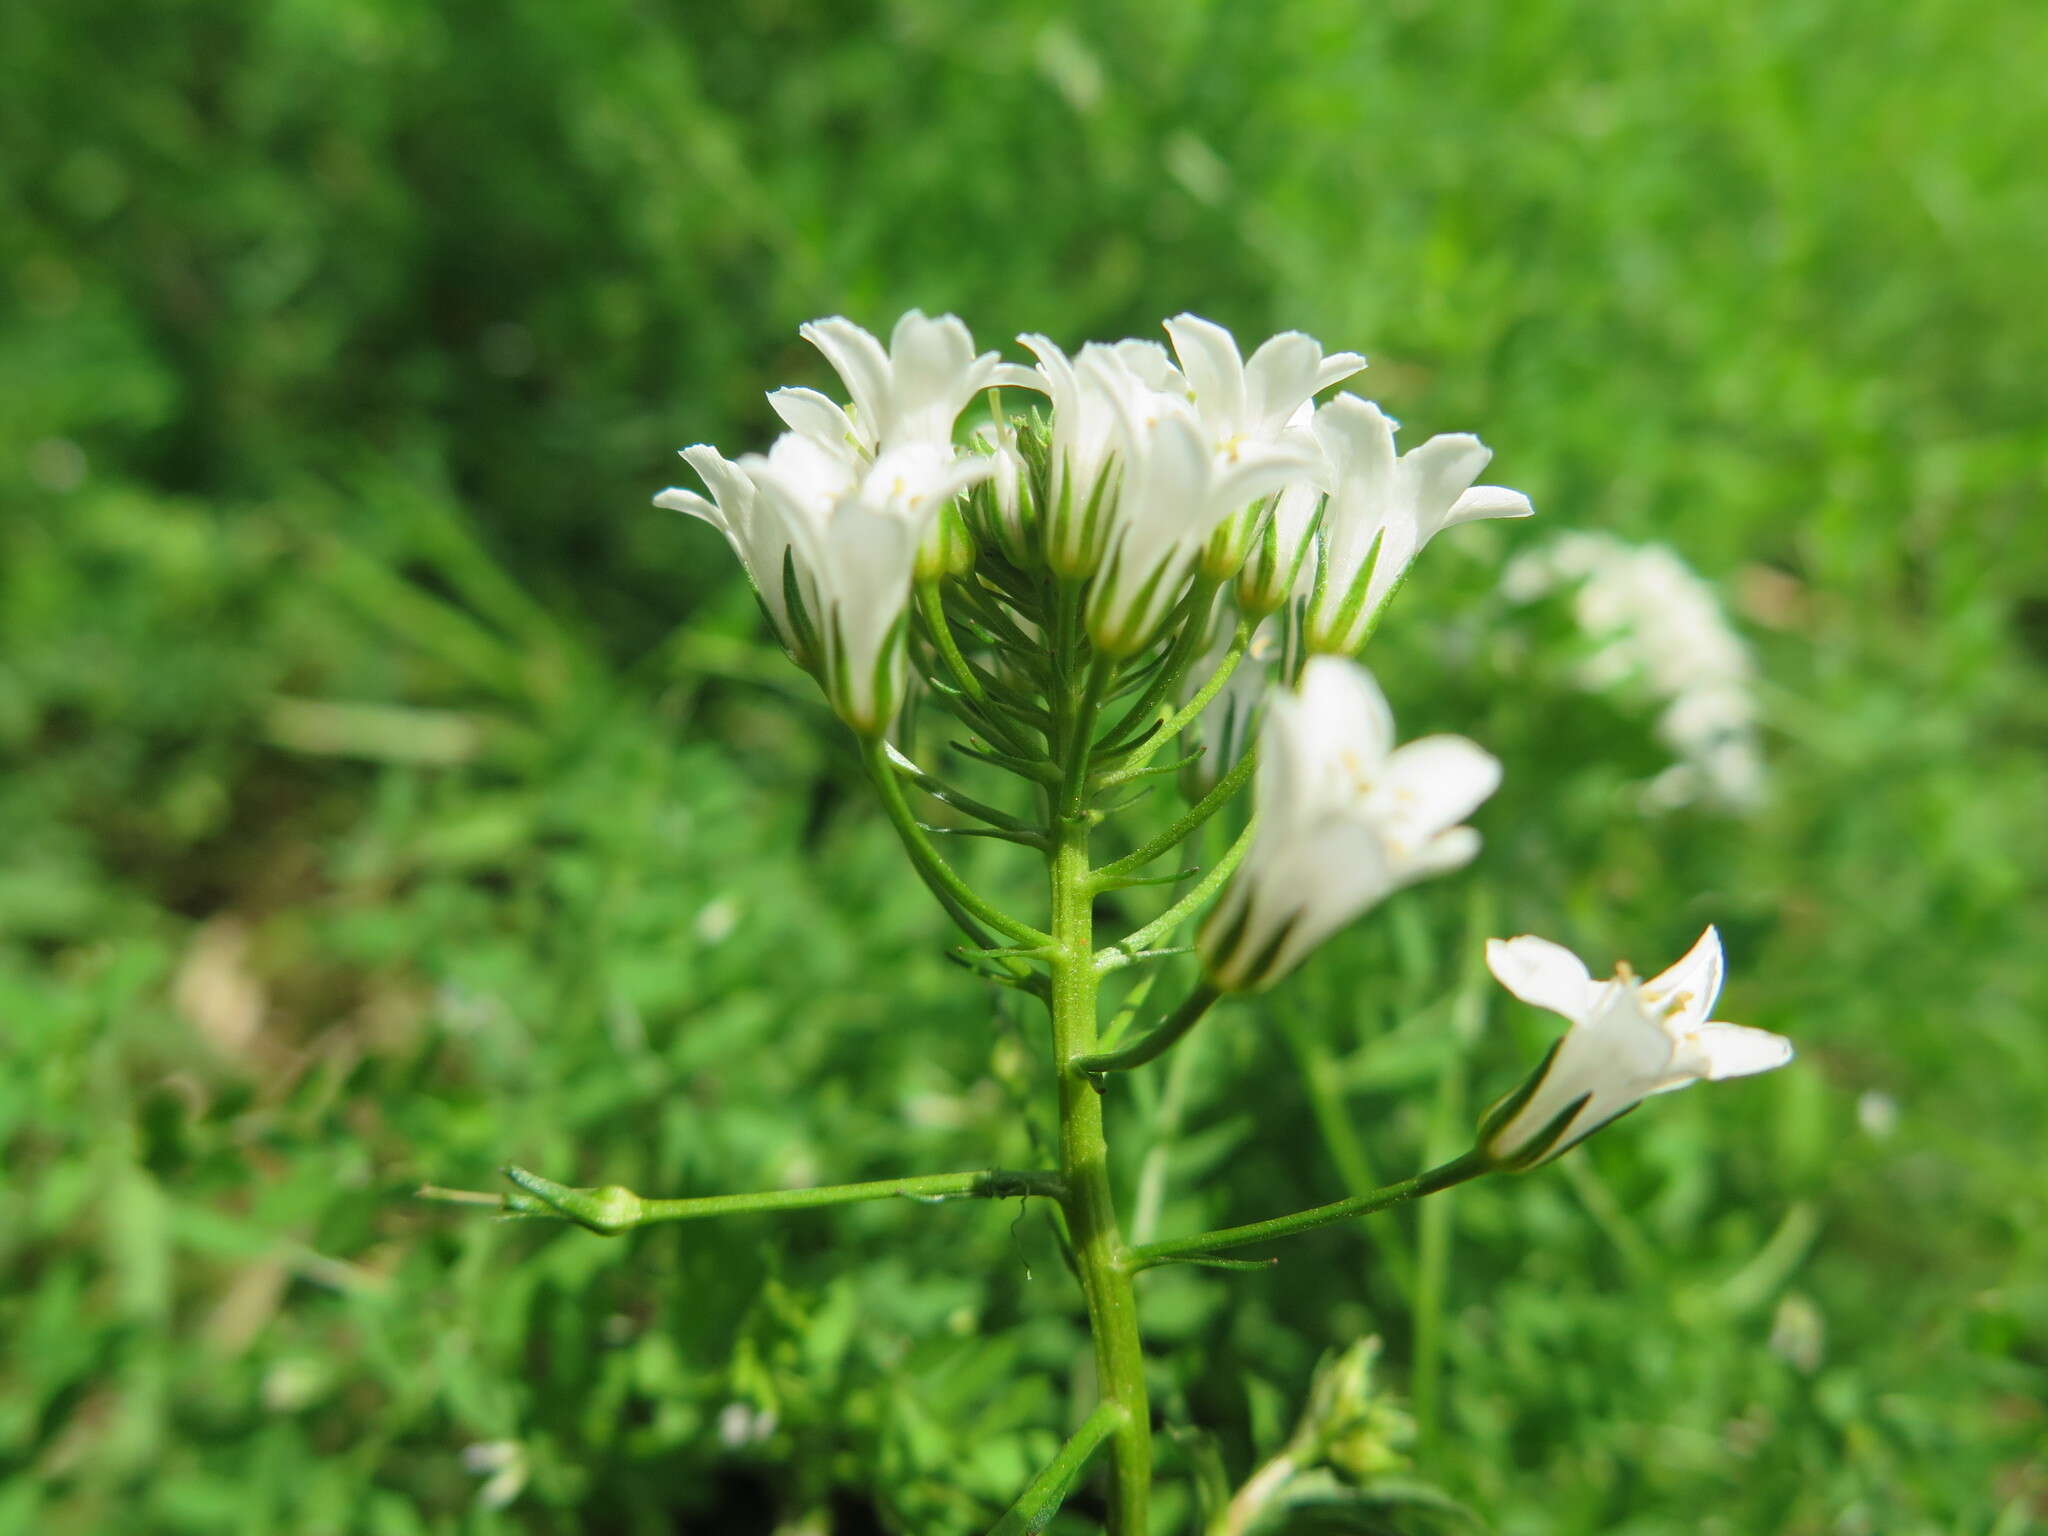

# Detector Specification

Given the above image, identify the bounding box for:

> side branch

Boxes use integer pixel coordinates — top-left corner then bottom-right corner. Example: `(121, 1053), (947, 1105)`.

(887, 743), (1038, 836)
(1070, 983), (1221, 1081)
(1097, 811), (1257, 966)
(1091, 745), (1258, 886)
(988, 1399), (1129, 1536)
(1123, 1151), (1491, 1271)
(420, 1166), (1069, 1236)
(1098, 616), (1250, 772)
(864, 738), (1053, 948)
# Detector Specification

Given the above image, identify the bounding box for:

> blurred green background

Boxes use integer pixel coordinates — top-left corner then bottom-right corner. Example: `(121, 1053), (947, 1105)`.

(4, 0), (2045, 1531)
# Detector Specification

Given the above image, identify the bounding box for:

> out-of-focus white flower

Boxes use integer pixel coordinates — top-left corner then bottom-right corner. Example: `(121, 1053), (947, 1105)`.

(1855, 1090), (1898, 1140)
(1482, 927), (1792, 1164)
(777, 311), (1036, 457)
(1504, 532), (1765, 811)
(463, 1441), (529, 1510)
(1201, 657), (1500, 990)
(715, 1402), (780, 1448)
(1302, 395), (1533, 655)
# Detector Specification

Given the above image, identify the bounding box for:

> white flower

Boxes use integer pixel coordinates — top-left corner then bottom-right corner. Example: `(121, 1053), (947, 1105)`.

(1083, 350), (1324, 656)
(655, 433), (855, 658)
(778, 311), (1037, 458)
(746, 440), (991, 734)
(1016, 333), (1177, 574)
(1301, 395), (1533, 655)
(1482, 927), (1793, 1164)
(1161, 313), (1365, 447)
(1161, 315), (1363, 583)
(1200, 657), (1501, 990)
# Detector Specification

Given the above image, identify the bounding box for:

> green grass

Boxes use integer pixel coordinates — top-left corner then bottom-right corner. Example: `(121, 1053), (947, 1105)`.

(3, 0), (2046, 1531)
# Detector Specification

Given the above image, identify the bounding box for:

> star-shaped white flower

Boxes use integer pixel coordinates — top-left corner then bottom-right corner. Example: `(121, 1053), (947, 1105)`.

(745, 440), (991, 735)
(1016, 333), (1179, 575)
(655, 433), (854, 659)
(1483, 927), (1793, 1164)
(1083, 350), (1323, 655)
(1302, 395), (1533, 655)
(1161, 313), (1366, 449)
(1200, 657), (1501, 990)
(778, 311), (1037, 458)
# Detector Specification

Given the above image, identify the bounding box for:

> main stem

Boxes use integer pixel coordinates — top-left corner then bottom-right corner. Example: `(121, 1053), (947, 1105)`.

(1049, 671), (1152, 1531)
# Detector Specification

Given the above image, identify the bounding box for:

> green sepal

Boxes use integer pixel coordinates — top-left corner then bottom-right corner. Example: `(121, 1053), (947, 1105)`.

(778, 547), (821, 671)
(1305, 525), (1385, 655)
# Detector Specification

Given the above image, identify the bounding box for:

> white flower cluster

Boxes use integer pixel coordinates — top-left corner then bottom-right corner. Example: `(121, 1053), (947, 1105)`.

(1504, 532), (1766, 812)
(660, 310), (1530, 733)
(658, 313), (1028, 734)
(659, 311), (1793, 1160)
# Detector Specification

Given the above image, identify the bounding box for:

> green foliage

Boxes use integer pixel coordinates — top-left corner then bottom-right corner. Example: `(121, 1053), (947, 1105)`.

(4, 0), (2045, 1532)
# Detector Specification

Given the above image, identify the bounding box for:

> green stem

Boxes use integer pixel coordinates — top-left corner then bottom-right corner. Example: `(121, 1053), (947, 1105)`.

(987, 1399), (1129, 1536)
(864, 738), (1051, 948)
(1049, 815), (1152, 1533)
(1072, 984), (1221, 1079)
(440, 1165), (1066, 1235)
(1124, 1151), (1491, 1271)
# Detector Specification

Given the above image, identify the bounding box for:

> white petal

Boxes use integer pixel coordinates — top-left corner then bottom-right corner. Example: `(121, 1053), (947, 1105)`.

(1641, 925), (1726, 1027)
(1403, 824), (1481, 879)
(990, 362), (1048, 393)
(1486, 936), (1595, 1022)
(1374, 735), (1503, 837)
(799, 317), (891, 444)
(1292, 656), (1395, 768)
(1400, 433), (1492, 532)
(1312, 350), (1369, 392)
(1163, 314), (1246, 426)
(1241, 331), (1323, 433)
(654, 486), (718, 523)
(1018, 332), (1075, 388)
(1445, 484), (1535, 526)
(1209, 435), (1325, 521)
(1677, 1021), (1793, 1081)
(768, 387), (857, 449)
(680, 443), (754, 509)
(1109, 338), (1183, 392)
(1308, 395), (1401, 607)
